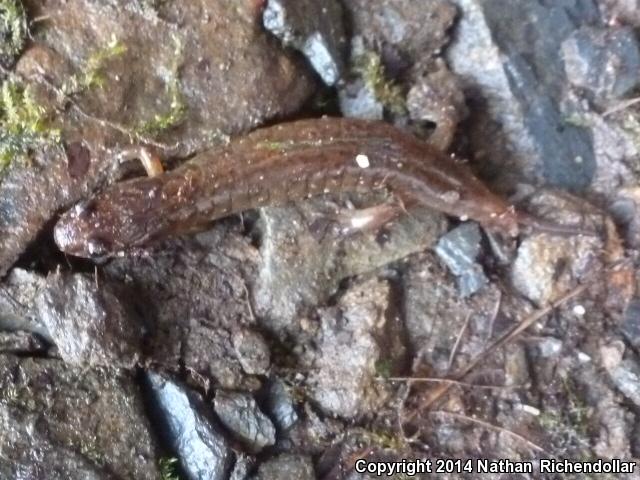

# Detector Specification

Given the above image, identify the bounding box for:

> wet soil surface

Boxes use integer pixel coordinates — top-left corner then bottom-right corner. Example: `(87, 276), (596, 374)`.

(1, 0), (640, 479)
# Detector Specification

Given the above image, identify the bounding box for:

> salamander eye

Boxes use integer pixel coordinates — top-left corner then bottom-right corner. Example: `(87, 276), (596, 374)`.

(86, 237), (111, 257)
(74, 200), (97, 219)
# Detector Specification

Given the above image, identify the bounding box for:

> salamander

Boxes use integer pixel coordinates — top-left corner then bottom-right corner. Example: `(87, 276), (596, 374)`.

(54, 117), (523, 258)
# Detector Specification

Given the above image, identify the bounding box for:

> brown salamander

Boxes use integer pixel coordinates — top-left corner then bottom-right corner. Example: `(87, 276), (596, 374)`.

(54, 117), (524, 259)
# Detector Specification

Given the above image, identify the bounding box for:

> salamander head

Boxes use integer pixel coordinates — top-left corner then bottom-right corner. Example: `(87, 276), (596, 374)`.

(54, 191), (158, 259)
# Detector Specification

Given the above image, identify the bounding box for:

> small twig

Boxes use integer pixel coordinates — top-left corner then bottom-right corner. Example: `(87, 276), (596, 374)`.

(415, 282), (590, 413)
(447, 311), (471, 371)
(603, 96), (640, 117)
(486, 289), (502, 342)
(429, 410), (549, 455)
(381, 376), (527, 391)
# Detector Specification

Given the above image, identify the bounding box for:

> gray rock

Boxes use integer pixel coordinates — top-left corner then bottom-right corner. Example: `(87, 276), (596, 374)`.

(601, 342), (640, 408)
(510, 191), (605, 305)
(230, 454), (254, 480)
(0, 330), (48, 354)
(253, 199), (445, 333)
(35, 272), (144, 367)
(446, 0), (599, 190)
(265, 377), (299, 431)
(338, 77), (384, 120)
(263, 0), (346, 85)
(562, 26), (640, 102)
(232, 329), (271, 376)
(622, 298), (640, 348)
(253, 453), (315, 480)
(0, 268), (48, 338)
(309, 278), (389, 418)
(435, 222), (488, 297)
(0, 356), (160, 479)
(343, 0), (457, 61)
(213, 391), (276, 453)
(148, 372), (233, 480)
(403, 251), (503, 375)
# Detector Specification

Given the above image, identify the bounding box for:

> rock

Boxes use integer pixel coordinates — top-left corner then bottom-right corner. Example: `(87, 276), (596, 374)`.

(308, 278), (391, 418)
(604, 0), (640, 26)
(403, 251), (504, 374)
(213, 391), (276, 453)
(343, 0), (457, 64)
(601, 342), (640, 407)
(621, 297), (640, 348)
(534, 337), (563, 358)
(0, 268), (48, 337)
(253, 453), (315, 480)
(0, 330), (48, 354)
(232, 328), (271, 376)
(230, 454), (254, 480)
(0, 0), (313, 276)
(338, 76), (384, 120)
(510, 192), (605, 305)
(435, 222), (488, 297)
(106, 227), (260, 389)
(0, 356), (160, 479)
(446, 0), (599, 190)
(264, 377), (299, 431)
(407, 61), (468, 150)
(35, 272), (144, 367)
(263, 0), (346, 86)
(562, 26), (640, 103)
(253, 199), (445, 334)
(147, 372), (233, 480)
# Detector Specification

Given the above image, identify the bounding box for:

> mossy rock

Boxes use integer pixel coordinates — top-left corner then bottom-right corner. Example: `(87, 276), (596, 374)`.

(0, 0), (28, 67)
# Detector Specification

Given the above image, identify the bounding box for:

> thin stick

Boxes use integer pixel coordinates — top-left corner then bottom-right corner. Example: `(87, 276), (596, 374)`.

(429, 410), (548, 455)
(447, 311), (471, 371)
(603, 96), (640, 117)
(418, 282), (589, 411)
(381, 376), (527, 391)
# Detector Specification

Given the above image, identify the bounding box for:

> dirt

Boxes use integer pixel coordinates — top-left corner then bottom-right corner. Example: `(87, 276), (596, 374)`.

(1, 0), (639, 479)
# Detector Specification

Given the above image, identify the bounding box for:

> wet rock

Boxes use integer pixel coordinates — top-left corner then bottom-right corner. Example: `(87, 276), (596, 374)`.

(253, 199), (446, 333)
(265, 377), (299, 431)
(407, 61), (468, 150)
(0, 356), (159, 479)
(263, 0), (346, 86)
(106, 227), (260, 389)
(213, 390), (276, 453)
(233, 328), (271, 376)
(35, 272), (144, 367)
(0, 0), (313, 276)
(148, 372), (233, 480)
(510, 192), (605, 305)
(562, 26), (640, 103)
(253, 453), (315, 480)
(446, 0), (599, 190)
(308, 277), (391, 418)
(621, 297), (640, 348)
(435, 222), (488, 297)
(343, 0), (457, 64)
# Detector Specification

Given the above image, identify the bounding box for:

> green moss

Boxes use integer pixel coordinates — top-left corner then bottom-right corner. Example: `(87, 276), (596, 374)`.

(0, 0), (27, 66)
(135, 36), (186, 137)
(159, 457), (181, 480)
(63, 36), (128, 95)
(354, 51), (407, 116)
(0, 79), (61, 170)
